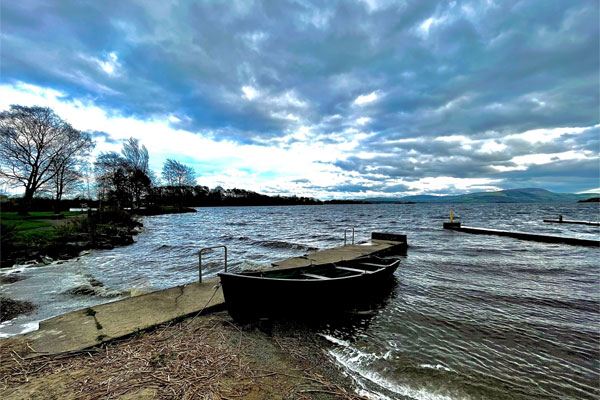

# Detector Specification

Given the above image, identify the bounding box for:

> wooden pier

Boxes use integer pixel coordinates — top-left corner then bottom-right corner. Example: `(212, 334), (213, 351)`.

(2, 232), (407, 356)
(543, 219), (600, 226)
(443, 222), (600, 247)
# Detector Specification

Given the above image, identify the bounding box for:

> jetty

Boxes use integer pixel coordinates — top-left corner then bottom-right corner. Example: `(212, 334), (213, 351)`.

(3, 232), (407, 357)
(443, 222), (600, 247)
(543, 218), (599, 226)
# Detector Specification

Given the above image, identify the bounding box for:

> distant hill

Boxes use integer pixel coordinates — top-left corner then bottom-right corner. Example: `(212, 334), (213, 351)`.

(364, 188), (598, 204)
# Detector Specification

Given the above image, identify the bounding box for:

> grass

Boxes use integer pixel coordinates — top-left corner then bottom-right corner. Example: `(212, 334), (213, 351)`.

(1, 211), (86, 249)
(1, 211), (86, 231)
(1, 211), (86, 220)
(1, 219), (52, 230)
(13, 229), (58, 244)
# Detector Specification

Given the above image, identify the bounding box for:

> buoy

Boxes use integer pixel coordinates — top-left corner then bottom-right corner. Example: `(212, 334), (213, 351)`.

(450, 209), (454, 223)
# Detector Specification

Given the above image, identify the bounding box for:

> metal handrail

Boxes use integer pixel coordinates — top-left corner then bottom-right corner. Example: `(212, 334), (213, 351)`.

(344, 228), (355, 246)
(198, 245), (227, 283)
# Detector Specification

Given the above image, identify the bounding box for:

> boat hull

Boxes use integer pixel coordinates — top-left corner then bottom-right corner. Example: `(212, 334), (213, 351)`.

(218, 259), (399, 321)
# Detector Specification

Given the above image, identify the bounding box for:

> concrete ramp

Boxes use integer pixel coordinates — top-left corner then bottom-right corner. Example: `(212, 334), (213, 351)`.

(272, 233), (407, 270)
(18, 278), (224, 356)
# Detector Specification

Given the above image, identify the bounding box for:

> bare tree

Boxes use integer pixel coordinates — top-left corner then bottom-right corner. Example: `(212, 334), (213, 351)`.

(162, 159), (196, 187)
(121, 137), (149, 173)
(50, 155), (83, 213)
(95, 152), (130, 209)
(78, 160), (94, 199)
(121, 137), (151, 208)
(95, 139), (153, 210)
(0, 105), (94, 214)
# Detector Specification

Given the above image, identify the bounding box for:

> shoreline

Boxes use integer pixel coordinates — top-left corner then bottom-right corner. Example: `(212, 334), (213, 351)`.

(1, 207), (199, 270)
(0, 311), (368, 399)
(0, 209), (186, 323)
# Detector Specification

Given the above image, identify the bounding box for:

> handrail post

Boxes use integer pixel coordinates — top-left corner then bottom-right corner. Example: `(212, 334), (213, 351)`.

(198, 245), (227, 283)
(344, 228), (355, 246)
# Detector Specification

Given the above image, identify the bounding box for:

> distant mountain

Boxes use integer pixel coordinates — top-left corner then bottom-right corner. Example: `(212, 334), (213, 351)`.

(364, 188), (598, 204)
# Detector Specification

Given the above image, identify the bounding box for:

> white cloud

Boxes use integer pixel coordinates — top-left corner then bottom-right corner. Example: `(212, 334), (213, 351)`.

(100, 52), (120, 75)
(242, 85), (259, 100)
(407, 176), (501, 193)
(507, 126), (591, 143)
(417, 15), (447, 37)
(479, 141), (507, 153)
(510, 151), (586, 166)
(0, 82), (351, 196)
(354, 91), (378, 106)
(79, 52), (121, 76)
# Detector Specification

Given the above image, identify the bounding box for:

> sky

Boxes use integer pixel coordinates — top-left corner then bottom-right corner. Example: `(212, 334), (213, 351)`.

(1, 0), (598, 199)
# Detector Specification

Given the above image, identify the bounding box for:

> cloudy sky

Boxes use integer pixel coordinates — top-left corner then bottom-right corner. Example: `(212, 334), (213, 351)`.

(1, 0), (598, 198)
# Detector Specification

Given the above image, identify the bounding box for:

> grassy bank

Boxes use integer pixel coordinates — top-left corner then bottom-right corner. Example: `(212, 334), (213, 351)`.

(1, 211), (86, 246)
(0, 211), (141, 268)
(0, 311), (366, 400)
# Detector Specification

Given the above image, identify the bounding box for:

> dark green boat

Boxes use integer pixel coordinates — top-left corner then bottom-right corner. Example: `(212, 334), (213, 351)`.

(218, 256), (400, 320)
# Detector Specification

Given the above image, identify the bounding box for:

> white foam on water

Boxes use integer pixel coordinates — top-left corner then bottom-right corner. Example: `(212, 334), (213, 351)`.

(0, 264), (28, 274)
(18, 321), (39, 335)
(0, 320), (39, 338)
(420, 364), (453, 372)
(321, 333), (350, 347)
(326, 344), (464, 400)
(321, 333), (389, 363)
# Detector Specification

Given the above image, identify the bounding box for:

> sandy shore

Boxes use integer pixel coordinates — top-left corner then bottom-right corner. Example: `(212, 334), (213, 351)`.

(0, 311), (369, 399)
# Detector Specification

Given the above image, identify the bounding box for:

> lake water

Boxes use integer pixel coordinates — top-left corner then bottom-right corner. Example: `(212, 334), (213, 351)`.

(1, 203), (599, 399)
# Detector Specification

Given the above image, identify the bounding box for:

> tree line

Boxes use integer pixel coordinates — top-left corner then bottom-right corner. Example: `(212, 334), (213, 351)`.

(0, 105), (321, 214)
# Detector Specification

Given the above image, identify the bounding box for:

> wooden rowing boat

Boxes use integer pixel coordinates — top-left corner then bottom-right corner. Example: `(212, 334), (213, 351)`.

(218, 256), (400, 320)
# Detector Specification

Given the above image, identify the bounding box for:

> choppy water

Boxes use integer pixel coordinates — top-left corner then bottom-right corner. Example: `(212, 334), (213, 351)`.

(1, 203), (599, 399)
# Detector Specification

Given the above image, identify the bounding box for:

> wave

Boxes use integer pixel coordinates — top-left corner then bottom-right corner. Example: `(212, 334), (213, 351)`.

(253, 240), (318, 252)
(430, 286), (599, 314)
(322, 334), (459, 400)
(220, 235), (251, 241)
(153, 244), (190, 252)
(420, 364), (453, 373)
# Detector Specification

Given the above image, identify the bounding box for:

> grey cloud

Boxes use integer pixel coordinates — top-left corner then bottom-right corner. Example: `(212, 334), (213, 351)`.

(91, 130), (119, 144)
(499, 158), (600, 192)
(308, 181), (410, 194)
(1, 0), (598, 193)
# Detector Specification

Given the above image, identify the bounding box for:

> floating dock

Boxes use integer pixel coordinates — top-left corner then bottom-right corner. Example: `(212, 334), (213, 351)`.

(543, 219), (600, 226)
(3, 232), (407, 356)
(443, 222), (600, 247)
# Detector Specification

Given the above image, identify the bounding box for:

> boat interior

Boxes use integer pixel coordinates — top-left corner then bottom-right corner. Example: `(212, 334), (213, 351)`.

(241, 256), (399, 280)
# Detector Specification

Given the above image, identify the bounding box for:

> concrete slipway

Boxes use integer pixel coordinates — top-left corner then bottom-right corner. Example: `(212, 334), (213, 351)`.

(3, 232), (407, 356)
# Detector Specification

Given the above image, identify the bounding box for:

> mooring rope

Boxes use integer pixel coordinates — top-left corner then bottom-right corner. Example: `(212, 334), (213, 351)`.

(159, 282), (222, 341)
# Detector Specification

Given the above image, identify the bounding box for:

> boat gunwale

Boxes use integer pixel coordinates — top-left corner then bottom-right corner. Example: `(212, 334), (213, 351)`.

(218, 259), (400, 283)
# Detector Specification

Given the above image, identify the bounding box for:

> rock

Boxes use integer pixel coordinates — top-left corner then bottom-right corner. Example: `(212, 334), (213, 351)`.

(89, 278), (104, 287)
(0, 274), (26, 284)
(65, 241), (91, 249)
(0, 296), (37, 322)
(95, 241), (115, 250)
(64, 284), (120, 298)
(64, 285), (97, 296)
(41, 256), (53, 265)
